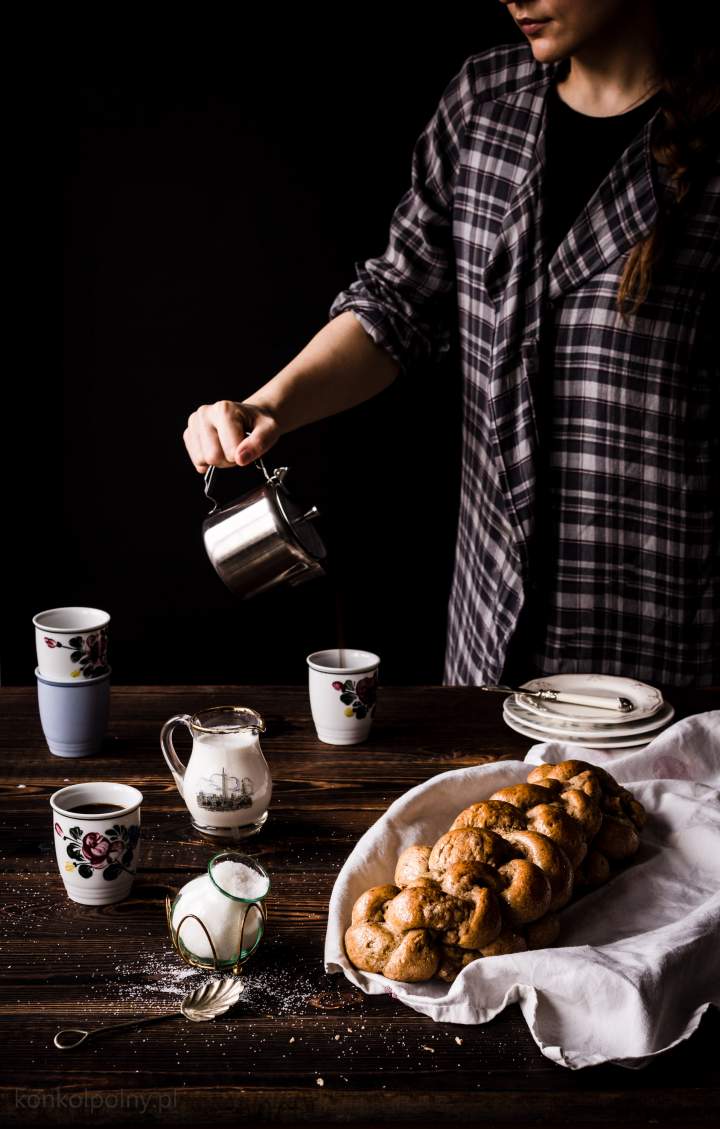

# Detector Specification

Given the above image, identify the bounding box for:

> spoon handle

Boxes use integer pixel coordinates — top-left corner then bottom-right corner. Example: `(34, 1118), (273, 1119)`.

(54, 1011), (178, 1050)
(539, 691), (634, 712)
(479, 685), (634, 713)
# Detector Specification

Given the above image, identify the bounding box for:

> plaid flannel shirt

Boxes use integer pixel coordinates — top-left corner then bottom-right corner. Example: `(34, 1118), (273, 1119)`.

(328, 43), (719, 687)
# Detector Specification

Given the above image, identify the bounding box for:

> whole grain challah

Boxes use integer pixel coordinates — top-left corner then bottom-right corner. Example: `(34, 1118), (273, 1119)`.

(344, 759), (646, 983)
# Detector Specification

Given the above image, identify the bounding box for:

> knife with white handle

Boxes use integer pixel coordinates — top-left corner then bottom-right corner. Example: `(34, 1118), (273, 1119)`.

(479, 685), (635, 713)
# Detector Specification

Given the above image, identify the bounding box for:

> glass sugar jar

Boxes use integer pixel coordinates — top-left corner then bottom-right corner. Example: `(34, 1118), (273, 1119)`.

(166, 850), (270, 974)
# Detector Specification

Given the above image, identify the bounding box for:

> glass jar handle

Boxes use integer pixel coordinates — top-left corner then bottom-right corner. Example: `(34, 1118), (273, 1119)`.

(238, 900), (267, 965)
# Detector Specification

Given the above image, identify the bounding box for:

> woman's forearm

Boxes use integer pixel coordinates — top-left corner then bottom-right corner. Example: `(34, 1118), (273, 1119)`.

(244, 311), (401, 435)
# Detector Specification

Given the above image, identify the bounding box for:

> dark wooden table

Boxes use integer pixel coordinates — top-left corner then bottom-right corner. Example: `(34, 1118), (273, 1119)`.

(1, 684), (719, 1126)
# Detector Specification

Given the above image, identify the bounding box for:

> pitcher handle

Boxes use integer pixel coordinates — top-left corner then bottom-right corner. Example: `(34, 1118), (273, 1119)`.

(204, 461), (287, 515)
(160, 714), (193, 799)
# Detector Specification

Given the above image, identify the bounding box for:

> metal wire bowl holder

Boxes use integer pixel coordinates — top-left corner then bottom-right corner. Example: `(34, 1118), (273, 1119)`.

(165, 850), (270, 975)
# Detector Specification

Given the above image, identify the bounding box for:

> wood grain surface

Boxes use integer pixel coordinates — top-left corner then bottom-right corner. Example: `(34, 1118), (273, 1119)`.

(1, 683), (718, 1126)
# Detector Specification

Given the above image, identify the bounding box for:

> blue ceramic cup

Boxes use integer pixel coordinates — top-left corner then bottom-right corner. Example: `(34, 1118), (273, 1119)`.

(36, 666), (111, 758)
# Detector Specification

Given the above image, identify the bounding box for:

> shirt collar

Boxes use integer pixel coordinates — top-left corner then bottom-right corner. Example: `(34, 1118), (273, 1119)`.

(483, 59), (668, 307)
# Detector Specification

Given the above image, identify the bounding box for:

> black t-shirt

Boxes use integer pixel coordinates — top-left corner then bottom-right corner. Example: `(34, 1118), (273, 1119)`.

(501, 84), (663, 686)
(542, 83), (662, 262)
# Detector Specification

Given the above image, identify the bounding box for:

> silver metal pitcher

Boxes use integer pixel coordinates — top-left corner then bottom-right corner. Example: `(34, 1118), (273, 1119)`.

(202, 458), (326, 599)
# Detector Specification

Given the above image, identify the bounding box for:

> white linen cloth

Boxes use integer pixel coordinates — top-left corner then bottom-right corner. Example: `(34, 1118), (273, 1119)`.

(323, 711), (720, 1069)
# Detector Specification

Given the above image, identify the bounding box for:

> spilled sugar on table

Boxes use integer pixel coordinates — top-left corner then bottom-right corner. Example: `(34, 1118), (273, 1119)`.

(1, 683), (719, 1128)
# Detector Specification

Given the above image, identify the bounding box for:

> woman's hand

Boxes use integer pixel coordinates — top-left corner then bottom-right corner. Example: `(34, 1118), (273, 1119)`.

(183, 400), (282, 473)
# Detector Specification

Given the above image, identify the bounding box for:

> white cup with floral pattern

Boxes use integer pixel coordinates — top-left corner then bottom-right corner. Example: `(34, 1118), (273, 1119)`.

(50, 782), (143, 905)
(306, 649), (380, 745)
(33, 606), (110, 683)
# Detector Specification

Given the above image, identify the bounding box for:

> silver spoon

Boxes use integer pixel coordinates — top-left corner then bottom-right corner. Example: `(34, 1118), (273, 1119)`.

(53, 977), (243, 1050)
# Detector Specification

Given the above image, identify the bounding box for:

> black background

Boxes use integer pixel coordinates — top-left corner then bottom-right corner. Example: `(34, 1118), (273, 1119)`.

(8, 9), (521, 686)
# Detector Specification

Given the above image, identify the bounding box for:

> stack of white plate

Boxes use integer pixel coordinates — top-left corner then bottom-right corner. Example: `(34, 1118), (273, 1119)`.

(503, 674), (674, 752)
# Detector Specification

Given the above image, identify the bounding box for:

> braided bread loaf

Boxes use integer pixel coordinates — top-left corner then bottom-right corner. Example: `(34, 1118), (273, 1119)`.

(344, 758), (646, 983)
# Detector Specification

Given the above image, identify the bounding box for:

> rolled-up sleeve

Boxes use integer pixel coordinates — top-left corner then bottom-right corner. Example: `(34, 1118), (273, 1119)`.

(327, 56), (477, 376)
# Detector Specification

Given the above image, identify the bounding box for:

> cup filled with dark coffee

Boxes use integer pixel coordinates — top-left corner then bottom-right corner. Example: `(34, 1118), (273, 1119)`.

(49, 782), (143, 905)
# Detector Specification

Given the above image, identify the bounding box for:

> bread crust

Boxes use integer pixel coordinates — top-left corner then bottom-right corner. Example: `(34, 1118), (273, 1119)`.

(344, 760), (645, 983)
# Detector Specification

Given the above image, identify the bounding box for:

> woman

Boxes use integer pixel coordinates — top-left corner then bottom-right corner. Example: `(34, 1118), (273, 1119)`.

(183, 1), (719, 687)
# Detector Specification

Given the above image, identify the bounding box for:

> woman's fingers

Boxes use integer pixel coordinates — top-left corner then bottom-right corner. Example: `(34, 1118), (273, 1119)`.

(214, 401), (251, 464)
(184, 400), (280, 473)
(184, 402), (243, 470)
(183, 423), (209, 473)
(236, 411), (277, 466)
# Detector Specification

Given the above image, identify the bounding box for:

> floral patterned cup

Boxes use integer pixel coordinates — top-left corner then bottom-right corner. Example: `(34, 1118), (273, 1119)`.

(33, 606), (110, 683)
(50, 782), (143, 905)
(306, 649), (380, 745)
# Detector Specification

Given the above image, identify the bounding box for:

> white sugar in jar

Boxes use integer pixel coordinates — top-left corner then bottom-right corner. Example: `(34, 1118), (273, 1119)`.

(170, 851), (270, 966)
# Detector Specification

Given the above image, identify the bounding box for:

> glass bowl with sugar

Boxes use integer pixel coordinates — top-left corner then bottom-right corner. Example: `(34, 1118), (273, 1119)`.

(166, 850), (270, 974)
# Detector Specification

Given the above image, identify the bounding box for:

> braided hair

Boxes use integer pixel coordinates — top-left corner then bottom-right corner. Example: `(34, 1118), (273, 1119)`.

(615, 5), (720, 321)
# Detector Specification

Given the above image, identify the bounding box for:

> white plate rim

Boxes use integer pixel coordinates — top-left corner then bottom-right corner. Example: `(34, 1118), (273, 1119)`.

(504, 698), (675, 739)
(503, 711), (654, 750)
(517, 674), (664, 723)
